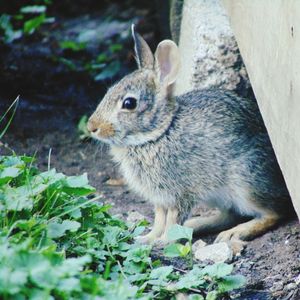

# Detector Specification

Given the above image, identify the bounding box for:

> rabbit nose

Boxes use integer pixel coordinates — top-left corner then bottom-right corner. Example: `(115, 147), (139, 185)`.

(87, 118), (98, 133)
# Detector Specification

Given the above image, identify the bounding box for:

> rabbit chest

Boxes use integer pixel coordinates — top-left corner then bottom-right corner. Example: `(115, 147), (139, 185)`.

(110, 145), (177, 207)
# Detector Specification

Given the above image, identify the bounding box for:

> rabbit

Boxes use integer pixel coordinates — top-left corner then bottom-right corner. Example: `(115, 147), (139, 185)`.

(87, 25), (292, 244)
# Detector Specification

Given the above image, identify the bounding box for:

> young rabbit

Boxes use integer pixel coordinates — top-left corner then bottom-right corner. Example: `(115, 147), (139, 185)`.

(87, 25), (291, 244)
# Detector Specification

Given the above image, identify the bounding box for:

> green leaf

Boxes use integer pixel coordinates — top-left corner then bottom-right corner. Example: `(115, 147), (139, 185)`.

(167, 224), (193, 241)
(0, 156), (25, 184)
(149, 266), (173, 280)
(206, 291), (218, 300)
(0, 14), (22, 43)
(33, 169), (65, 187)
(47, 220), (81, 238)
(102, 226), (122, 246)
(96, 53), (108, 63)
(27, 289), (52, 300)
(62, 173), (95, 196)
(164, 243), (183, 258)
(176, 266), (205, 290)
(109, 43), (123, 53)
(188, 295), (204, 300)
(218, 275), (246, 292)
(24, 14), (46, 35)
(179, 242), (191, 257)
(0, 267), (27, 294)
(0, 166), (22, 184)
(131, 226), (145, 237)
(201, 263), (233, 278)
(16, 219), (37, 231)
(3, 186), (33, 211)
(58, 57), (77, 70)
(77, 115), (91, 140)
(20, 6), (47, 14)
(58, 277), (81, 292)
(94, 61), (121, 81)
(30, 261), (58, 288)
(60, 40), (87, 51)
(58, 256), (91, 276)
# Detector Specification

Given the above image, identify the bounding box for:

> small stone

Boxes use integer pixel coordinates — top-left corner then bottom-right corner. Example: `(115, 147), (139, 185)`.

(194, 242), (233, 263)
(270, 281), (284, 293)
(127, 211), (146, 223)
(192, 239), (207, 253)
(284, 282), (297, 291)
(105, 178), (125, 186)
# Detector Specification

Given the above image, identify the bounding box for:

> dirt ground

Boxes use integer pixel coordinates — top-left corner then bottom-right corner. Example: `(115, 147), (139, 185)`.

(1, 1), (299, 299)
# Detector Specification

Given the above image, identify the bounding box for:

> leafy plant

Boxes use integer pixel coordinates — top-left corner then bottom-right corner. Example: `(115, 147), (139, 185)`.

(77, 115), (91, 140)
(84, 43), (123, 81)
(164, 224), (194, 268)
(0, 15), (22, 43)
(60, 41), (87, 52)
(0, 152), (246, 299)
(0, 2), (53, 43)
(94, 61), (121, 81)
(23, 13), (46, 35)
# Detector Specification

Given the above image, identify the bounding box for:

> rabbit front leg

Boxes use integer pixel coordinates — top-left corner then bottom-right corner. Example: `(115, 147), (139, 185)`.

(136, 205), (167, 244)
(159, 207), (180, 242)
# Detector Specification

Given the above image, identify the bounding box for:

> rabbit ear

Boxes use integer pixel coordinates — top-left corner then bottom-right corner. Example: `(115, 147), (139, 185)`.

(154, 40), (180, 86)
(131, 24), (154, 69)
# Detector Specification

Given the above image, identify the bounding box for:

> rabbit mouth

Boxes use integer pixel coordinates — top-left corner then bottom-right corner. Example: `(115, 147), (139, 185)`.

(88, 121), (116, 141)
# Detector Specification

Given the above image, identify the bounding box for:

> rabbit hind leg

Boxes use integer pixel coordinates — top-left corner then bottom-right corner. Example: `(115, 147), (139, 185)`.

(215, 212), (281, 243)
(184, 211), (240, 235)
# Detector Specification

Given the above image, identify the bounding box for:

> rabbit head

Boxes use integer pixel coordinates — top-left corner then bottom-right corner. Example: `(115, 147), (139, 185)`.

(87, 25), (180, 146)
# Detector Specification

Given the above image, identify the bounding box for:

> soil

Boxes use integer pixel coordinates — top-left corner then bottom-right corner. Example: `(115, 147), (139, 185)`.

(0, 1), (299, 299)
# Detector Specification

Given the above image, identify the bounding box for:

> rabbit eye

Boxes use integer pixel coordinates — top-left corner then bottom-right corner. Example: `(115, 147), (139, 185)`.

(122, 97), (137, 110)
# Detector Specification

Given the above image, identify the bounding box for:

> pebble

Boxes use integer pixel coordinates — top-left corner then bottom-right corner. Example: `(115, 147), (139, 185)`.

(194, 242), (233, 263)
(284, 282), (297, 291)
(270, 281), (284, 293)
(105, 178), (125, 186)
(192, 239), (207, 253)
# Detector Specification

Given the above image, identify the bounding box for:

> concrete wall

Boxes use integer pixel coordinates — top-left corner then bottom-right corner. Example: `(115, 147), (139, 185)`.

(223, 0), (300, 219)
(175, 0), (252, 98)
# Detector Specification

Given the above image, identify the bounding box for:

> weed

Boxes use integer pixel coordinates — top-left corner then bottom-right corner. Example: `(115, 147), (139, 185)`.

(0, 153), (246, 299)
(77, 115), (91, 140)
(0, 3), (53, 43)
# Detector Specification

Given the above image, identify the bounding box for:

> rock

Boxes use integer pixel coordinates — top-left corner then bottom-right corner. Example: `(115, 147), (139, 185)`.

(127, 211), (146, 223)
(105, 178), (125, 186)
(194, 242), (233, 263)
(270, 281), (284, 293)
(175, 0), (252, 98)
(284, 282), (297, 291)
(192, 239), (207, 253)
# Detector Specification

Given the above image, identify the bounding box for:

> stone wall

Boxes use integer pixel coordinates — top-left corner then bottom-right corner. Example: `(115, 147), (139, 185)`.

(174, 0), (252, 99)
